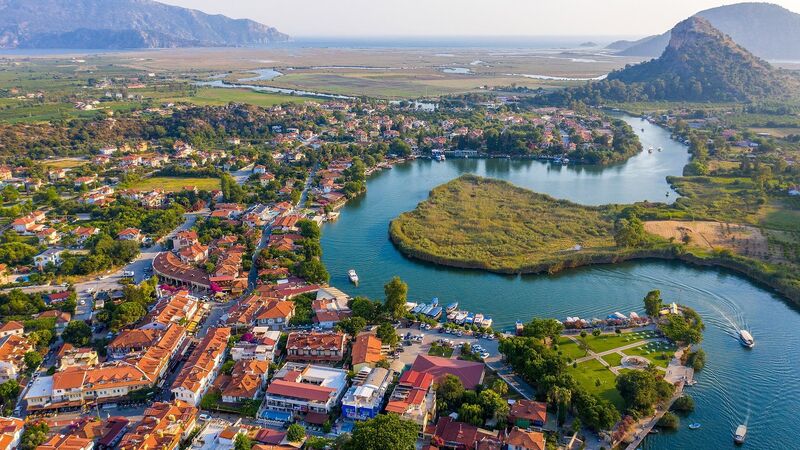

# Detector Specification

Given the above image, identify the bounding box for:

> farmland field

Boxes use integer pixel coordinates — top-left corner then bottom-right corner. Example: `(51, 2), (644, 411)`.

(127, 176), (221, 192)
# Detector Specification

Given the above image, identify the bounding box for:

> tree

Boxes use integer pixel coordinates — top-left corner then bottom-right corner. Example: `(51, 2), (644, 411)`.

(686, 348), (706, 371)
(383, 276), (408, 319)
(643, 290), (662, 317)
(0, 379), (19, 414)
(614, 216), (647, 248)
(287, 423), (306, 443)
(376, 322), (399, 347)
(458, 403), (484, 426)
(435, 374), (464, 411)
(521, 318), (564, 341)
(24, 351), (42, 373)
(1, 185), (18, 203)
(657, 411), (680, 429)
(296, 259), (329, 284)
(20, 421), (49, 450)
(298, 220), (321, 240)
(350, 296), (380, 322)
(547, 386), (572, 426)
(335, 317), (367, 336)
(346, 414), (418, 450)
(62, 320), (92, 347)
(671, 395), (695, 412)
(616, 369), (663, 416)
(234, 433), (253, 450)
(389, 139), (412, 157)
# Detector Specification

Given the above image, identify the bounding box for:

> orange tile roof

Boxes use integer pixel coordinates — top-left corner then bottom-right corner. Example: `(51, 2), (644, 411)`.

(171, 327), (230, 394)
(256, 300), (295, 320)
(118, 401), (197, 450)
(505, 427), (545, 450)
(351, 332), (383, 366)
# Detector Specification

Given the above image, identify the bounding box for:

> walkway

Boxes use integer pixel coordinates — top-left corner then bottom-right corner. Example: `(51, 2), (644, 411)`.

(570, 336), (663, 375)
(622, 348), (695, 450)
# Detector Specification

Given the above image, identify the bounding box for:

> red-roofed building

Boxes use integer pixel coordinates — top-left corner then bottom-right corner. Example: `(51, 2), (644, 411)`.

(262, 363), (349, 421)
(285, 331), (346, 364)
(385, 369), (436, 432)
(410, 355), (485, 390)
(429, 416), (500, 450)
(509, 399), (547, 429)
(505, 427), (546, 450)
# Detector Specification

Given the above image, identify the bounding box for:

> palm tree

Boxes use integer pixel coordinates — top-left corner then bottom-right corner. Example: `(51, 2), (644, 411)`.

(548, 386), (572, 427)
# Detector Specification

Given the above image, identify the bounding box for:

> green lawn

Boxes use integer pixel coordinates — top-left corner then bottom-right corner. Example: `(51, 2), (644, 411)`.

(623, 342), (677, 368)
(556, 337), (587, 361)
(127, 176), (221, 192)
(585, 333), (640, 353)
(428, 343), (454, 358)
(602, 352), (624, 367)
(567, 359), (624, 411)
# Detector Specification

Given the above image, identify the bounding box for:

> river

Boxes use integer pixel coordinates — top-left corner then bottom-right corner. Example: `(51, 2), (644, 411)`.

(320, 115), (800, 449)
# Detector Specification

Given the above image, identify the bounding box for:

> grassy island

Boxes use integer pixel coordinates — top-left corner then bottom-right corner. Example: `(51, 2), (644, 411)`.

(390, 174), (642, 273)
(390, 174), (800, 304)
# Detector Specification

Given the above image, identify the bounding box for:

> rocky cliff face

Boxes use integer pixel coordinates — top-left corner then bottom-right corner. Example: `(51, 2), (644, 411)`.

(0, 0), (289, 49)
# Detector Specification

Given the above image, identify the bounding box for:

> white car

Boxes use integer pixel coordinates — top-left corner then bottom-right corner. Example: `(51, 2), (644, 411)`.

(481, 352), (490, 359)
(79, 300), (86, 306)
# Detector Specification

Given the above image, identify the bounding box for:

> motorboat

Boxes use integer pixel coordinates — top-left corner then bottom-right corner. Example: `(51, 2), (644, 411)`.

(465, 312), (475, 324)
(454, 311), (468, 324)
(430, 297), (439, 307)
(515, 321), (524, 335)
(481, 316), (493, 329)
(348, 269), (359, 285)
(428, 306), (443, 320)
(446, 302), (459, 313)
(739, 330), (755, 348)
(473, 313), (484, 327)
(413, 303), (427, 314)
(734, 424), (747, 444)
(689, 423), (701, 430)
(658, 147), (663, 152)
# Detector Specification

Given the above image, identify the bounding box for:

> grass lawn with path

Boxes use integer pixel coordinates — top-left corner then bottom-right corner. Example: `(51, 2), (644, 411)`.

(602, 352), (624, 367)
(623, 342), (676, 368)
(568, 359), (624, 411)
(584, 333), (637, 353)
(557, 337), (587, 361)
(127, 176), (221, 192)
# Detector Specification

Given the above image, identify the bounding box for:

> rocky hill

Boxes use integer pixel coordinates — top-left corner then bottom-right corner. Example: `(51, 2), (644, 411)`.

(605, 17), (797, 102)
(610, 3), (800, 60)
(0, 0), (289, 49)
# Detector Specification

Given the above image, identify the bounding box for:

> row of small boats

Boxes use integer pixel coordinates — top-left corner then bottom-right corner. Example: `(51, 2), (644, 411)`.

(446, 306), (493, 328)
(411, 297), (444, 320)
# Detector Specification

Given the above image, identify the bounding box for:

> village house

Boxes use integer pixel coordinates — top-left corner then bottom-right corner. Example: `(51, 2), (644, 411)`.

(34, 248), (65, 270)
(57, 344), (99, 370)
(0, 334), (32, 383)
(72, 226), (100, 245)
(285, 331), (347, 364)
(505, 427), (546, 450)
(261, 363), (349, 426)
(341, 366), (393, 421)
(230, 329), (281, 362)
(118, 401), (198, 450)
(117, 228), (143, 242)
(62, 416), (130, 450)
(220, 359), (270, 403)
(171, 327), (231, 407)
(178, 242), (209, 264)
(351, 332), (387, 371)
(509, 399), (548, 429)
(428, 416), (501, 449)
(0, 417), (24, 450)
(255, 300), (295, 330)
(384, 369), (437, 433)
(0, 321), (23, 338)
(172, 230), (199, 250)
(36, 433), (94, 450)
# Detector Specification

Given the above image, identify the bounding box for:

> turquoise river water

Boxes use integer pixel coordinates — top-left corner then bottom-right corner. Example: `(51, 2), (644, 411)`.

(320, 116), (800, 449)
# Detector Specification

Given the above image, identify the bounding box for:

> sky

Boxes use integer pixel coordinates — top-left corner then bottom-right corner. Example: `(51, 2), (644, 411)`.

(158, 0), (800, 38)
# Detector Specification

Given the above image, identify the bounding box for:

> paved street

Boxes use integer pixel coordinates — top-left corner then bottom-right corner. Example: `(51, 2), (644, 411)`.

(71, 210), (207, 321)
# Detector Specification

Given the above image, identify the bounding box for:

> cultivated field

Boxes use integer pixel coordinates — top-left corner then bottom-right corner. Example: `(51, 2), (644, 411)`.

(127, 176), (220, 192)
(644, 220), (774, 260)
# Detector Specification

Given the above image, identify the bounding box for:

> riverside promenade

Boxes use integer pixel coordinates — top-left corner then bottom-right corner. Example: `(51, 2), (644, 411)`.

(623, 349), (695, 450)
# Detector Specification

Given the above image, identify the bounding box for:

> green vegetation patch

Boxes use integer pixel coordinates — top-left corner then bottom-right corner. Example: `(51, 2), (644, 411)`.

(567, 359), (624, 411)
(389, 175), (620, 272)
(556, 337), (586, 361)
(623, 342), (676, 368)
(601, 352), (624, 367)
(127, 176), (221, 192)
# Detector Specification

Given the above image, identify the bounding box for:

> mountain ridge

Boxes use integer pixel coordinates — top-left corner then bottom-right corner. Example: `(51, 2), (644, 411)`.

(0, 0), (289, 49)
(609, 3), (800, 60)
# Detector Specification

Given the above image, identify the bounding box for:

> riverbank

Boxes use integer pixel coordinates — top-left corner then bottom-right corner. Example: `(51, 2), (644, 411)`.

(388, 175), (800, 306)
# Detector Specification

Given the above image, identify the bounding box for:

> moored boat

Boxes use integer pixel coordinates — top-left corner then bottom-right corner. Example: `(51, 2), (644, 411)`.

(455, 311), (468, 324)
(739, 330), (755, 348)
(481, 316), (493, 328)
(465, 312), (475, 324)
(515, 321), (524, 335)
(734, 424), (747, 444)
(348, 269), (359, 285)
(446, 302), (459, 313)
(428, 306), (443, 320)
(473, 313), (484, 327)
(413, 303), (427, 314)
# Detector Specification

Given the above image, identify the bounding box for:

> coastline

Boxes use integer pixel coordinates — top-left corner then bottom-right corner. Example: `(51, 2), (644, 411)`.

(388, 230), (800, 306)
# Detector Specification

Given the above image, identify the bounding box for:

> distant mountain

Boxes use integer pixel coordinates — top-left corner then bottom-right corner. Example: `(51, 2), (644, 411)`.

(0, 0), (289, 49)
(609, 3), (800, 60)
(607, 17), (796, 102)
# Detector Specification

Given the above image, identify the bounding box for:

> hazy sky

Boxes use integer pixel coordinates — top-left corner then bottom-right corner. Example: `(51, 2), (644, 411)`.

(158, 0), (800, 37)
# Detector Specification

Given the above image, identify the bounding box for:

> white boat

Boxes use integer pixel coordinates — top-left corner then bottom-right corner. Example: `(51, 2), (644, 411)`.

(473, 313), (484, 327)
(648, 147), (654, 153)
(689, 423), (701, 430)
(348, 269), (359, 284)
(734, 425), (747, 444)
(657, 147), (663, 152)
(481, 316), (493, 328)
(739, 330), (755, 348)
(454, 311), (468, 324)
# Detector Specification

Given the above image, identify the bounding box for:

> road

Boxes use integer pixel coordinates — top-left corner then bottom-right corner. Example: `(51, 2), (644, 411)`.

(230, 164), (254, 185)
(72, 209), (208, 321)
